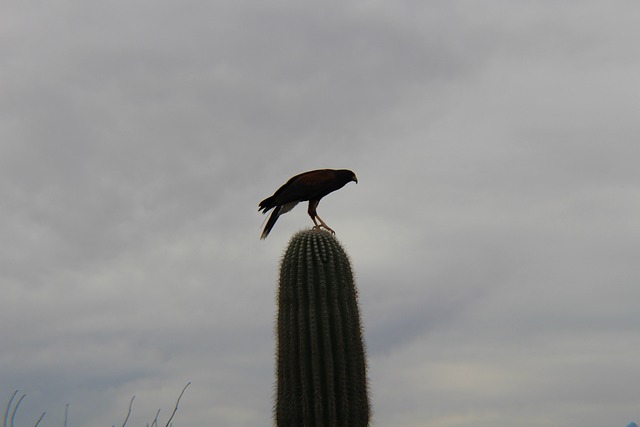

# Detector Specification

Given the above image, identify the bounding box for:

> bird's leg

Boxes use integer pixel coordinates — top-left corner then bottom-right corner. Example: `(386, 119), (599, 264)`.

(308, 200), (335, 234)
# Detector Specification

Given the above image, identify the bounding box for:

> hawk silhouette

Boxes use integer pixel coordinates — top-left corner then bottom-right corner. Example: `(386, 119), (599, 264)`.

(258, 169), (358, 239)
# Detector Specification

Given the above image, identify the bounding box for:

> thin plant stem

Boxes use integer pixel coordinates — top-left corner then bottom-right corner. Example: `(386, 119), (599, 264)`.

(10, 394), (26, 427)
(33, 412), (46, 427)
(121, 396), (135, 427)
(164, 382), (190, 427)
(3, 391), (19, 427)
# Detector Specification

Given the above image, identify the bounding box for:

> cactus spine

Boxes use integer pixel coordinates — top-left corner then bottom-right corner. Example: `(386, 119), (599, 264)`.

(275, 229), (370, 427)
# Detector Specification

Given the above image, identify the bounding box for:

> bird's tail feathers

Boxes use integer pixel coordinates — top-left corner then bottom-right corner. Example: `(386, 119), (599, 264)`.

(260, 205), (281, 239)
(258, 195), (276, 213)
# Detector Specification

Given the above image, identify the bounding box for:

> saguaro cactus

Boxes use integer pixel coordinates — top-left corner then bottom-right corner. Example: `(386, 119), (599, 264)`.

(275, 229), (370, 427)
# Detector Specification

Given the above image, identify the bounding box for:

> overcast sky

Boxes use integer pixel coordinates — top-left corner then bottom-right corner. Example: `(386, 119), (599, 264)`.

(2, 1), (640, 426)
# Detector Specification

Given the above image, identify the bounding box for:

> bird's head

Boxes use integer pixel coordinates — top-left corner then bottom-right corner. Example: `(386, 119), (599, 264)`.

(334, 169), (358, 186)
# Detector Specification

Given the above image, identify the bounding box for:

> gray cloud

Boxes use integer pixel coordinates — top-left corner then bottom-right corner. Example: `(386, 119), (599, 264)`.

(2, 1), (639, 426)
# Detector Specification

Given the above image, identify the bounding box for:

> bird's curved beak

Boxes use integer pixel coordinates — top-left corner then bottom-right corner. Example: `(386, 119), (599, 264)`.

(353, 176), (358, 184)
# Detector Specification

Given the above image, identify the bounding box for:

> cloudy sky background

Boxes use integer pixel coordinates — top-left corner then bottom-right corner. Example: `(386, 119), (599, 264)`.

(2, 1), (639, 426)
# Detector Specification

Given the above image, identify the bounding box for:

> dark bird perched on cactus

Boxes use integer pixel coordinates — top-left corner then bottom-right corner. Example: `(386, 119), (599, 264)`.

(258, 169), (358, 239)
(276, 229), (370, 427)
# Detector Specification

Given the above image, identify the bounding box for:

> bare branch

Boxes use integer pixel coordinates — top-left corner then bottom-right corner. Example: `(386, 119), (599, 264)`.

(150, 409), (160, 427)
(10, 394), (26, 427)
(64, 404), (69, 427)
(121, 396), (135, 427)
(3, 390), (19, 427)
(164, 382), (190, 427)
(33, 412), (46, 427)
(11, 394), (27, 427)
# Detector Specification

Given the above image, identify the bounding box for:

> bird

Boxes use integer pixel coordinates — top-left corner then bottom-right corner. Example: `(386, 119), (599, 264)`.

(258, 169), (358, 239)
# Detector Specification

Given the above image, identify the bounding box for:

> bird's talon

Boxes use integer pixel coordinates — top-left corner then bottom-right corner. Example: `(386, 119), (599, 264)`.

(315, 225), (335, 234)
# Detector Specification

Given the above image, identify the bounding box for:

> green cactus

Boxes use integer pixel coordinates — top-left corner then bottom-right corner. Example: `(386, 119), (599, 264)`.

(275, 228), (370, 427)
